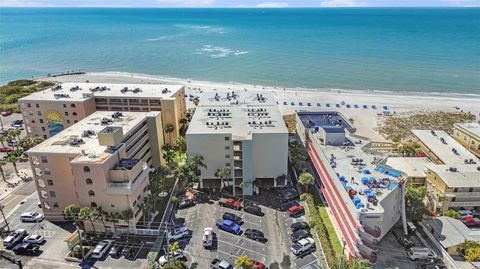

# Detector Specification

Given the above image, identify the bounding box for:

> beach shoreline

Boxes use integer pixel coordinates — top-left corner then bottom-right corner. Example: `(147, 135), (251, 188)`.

(38, 71), (480, 142)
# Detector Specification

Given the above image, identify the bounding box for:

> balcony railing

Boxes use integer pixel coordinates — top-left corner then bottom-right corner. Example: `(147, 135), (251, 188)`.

(445, 192), (480, 197)
(361, 225), (381, 239)
(449, 201), (480, 207)
(360, 238), (379, 251)
(359, 250), (377, 264)
(106, 165), (151, 195)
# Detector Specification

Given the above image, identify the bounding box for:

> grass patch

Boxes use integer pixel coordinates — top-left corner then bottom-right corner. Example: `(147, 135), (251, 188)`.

(283, 114), (297, 134)
(0, 80), (56, 112)
(319, 206), (343, 254)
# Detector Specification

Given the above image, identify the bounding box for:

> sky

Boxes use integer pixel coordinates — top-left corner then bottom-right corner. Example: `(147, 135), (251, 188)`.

(1, 0), (479, 7)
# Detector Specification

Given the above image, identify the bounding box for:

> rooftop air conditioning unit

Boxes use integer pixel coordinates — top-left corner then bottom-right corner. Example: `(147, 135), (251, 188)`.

(449, 167), (457, 172)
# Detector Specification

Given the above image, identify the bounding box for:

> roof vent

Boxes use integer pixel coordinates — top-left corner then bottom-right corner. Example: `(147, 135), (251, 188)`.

(111, 112), (123, 119)
(449, 167), (457, 172)
(82, 130), (96, 138)
(101, 117), (113, 125)
(132, 88), (142, 93)
(121, 87), (128, 93)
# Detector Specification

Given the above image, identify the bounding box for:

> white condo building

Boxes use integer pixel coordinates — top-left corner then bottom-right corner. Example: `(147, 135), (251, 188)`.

(186, 91), (288, 196)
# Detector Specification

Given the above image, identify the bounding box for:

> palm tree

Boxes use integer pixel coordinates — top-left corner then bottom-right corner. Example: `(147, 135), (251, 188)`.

(63, 204), (81, 221)
(215, 166), (232, 191)
(299, 172), (315, 193)
(8, 129), (21, 143)
(163, 123), (175, 144)
(6, 149), (23, 175)
(78, 207), (96, 233)
(0, 135), (6, 147)
(192, 97), (200, 106)
(92, 207), (108, 233)
(0, 161), (7, 183)
(163, 149), (175, 167)
(235, 255), (254, 269)
(173, 136), (186, 154)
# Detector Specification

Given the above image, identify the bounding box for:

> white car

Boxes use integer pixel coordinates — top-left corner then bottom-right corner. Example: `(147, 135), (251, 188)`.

(291, 237), (315, 255)
(407, 247), (438, 261)
(91, 240), (113, 259)
(167, 226), (189, 242)
(158, 250), (184, 267)
(203, 227), (214, 248)
(20, 212), (44, 222)
(23, 234), (45, 244)
(3, 229), (27, 248)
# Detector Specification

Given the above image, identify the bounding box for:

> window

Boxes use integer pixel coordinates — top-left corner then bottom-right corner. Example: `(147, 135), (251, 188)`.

(32, 120), (36, 123)
(47, 179), (54, 186)
(225, 146), (230, 150)
(39, 119), (44, 124)
(454, 188), (458, 192)
(451, 197), (456, 202)
(63, 104), (67, 108)
(43, 135), (47, 139)
(469, 188), (474, 192)
(225, 137), (230, 141)
(41, 156), (48, 163)
(83, 166), (90, 173)
(71, 104), (76, 108)
(226, 163), (230, 167)
(64, 112), (69, 116)
(111, 204), (115, 208)
(44, 168), (51, 175)
(88, 190), (95, 196)
(72, 112), (77, 116)
(225, 154), (230, 158)
(49, 191), (56, 198)
(90, 202), (97, 207)
(67, 120), (70, 124)
(74, 120), (78, 123)
(86, 178), (93, 185)
(41, 127), (45, 131)
(27, 103), (31, 108)
(37, 111), (42, 116)
(53, 202), (59, 208)
(35, 103), (39, 108)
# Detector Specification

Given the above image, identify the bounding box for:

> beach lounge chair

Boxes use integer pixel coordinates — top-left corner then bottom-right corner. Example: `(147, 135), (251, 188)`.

(283, 101), (287, 105)
(336, 104), (340, 108)
(383, 105), (388, 110)
(317, 103), (321, 107)
(372, 105), (377, 109)
(363, 105), (368, 109)
(326, 103), (331, 107)
(307, 103), (311, 106)
(299, 102), (303, 106)
(291, 102), (295, 106)
(354, 104), (359, 108)
(346, 104), (351, 108)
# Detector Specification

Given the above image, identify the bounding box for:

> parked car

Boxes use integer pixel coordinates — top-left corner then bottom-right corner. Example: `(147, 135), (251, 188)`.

(222, 212), (243, 225)
(12, 242), (40, 255)
(288, 205), (304, 217)
(0, 146), (13, 152)
(250, 260), (266, 269)
(23, 234), (45, 244)
(203, 227), (214, 248)
(244, 229), (266, 242)
(122, 245), (133, 258)
(0, 129), (7, 136)
(407, 247), (438, 261)
(1, 111), (12, 117)
(291, 229), (311, 243)
(211, 258), (234, 269)
(178, 198), (195, 209)
(218, 198), (242, 210)
(392, 230), (415, 249)
(3, 229), (27, 248)
(280, 189), (299, 203)
(167, 226), (189, 242)
(109, 244), (123, 258)
(291, 237), (315, 255)
(458, 210), (473, 218)
(407, 221), (417, 233)
(20, 212), (44, 222)
(91, 240), (113, 259)
(216, 219), (241, 235)
(243, 205), (263, 216)
(158, 250), (184, 267)
(290, 221), (310, 232)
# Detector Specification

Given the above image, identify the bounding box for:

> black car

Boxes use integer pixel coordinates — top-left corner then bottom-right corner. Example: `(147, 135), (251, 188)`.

(109, 244), (123, 258)
(223, 212), (243, 225)
(290, 221), (310, 232)
(244, 229), (266, 242)
(392, 230), (415, 249)
(12, 243), (40, 255)
(243, 205), (263, 216)
(290, 229), (311, 243)
(178, 198), (195, 209)
(280, 189), (299, 203)
(122, 245), (133, 257)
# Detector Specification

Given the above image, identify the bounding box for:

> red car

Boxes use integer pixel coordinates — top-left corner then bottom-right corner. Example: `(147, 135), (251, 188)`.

(288, 205), (305, 217)
(0, 146), (13, 152)
(218, 198), (242, 210)
(250, 260), (265, 269)
(1, 111), (12, 117)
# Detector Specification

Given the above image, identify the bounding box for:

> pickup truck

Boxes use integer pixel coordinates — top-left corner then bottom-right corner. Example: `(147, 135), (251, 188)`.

(216, 219), (241, 234)
(218, 198), (242, 210)
(211, 258), (234, 269)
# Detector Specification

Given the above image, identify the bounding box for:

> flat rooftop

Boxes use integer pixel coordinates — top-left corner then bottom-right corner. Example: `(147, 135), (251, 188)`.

(455, 122), (480, 139)
(298, 111), (355, 133)
(386, 157), (431, 178)
(187, 91), (287, 139)
(426, 164), (480, 188)
(320, 136), (400, 213)
(412, 129), (479, 165)
(28, 111), (159, 162)
(19, 83), (183, 101)
(425, 217), (480, 248)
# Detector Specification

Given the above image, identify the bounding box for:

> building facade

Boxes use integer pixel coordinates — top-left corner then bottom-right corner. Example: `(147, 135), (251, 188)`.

(186, 91), (288, 196)
(19, 83), (186, 145)
(27, 111), (164, 230)
(453, 122), (480, 158)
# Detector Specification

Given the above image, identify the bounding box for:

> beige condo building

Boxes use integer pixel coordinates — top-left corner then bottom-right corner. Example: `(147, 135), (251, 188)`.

(19, 83), (186, 145)
(453, 122), (480, 158)
(27, 111), (164, 230)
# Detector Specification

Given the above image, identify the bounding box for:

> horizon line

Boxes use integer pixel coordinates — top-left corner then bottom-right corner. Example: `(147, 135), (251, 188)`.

(1, 6), (479, 8)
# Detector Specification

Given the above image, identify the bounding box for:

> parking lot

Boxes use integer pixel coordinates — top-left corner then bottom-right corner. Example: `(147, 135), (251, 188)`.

(173, 190), (320, 269)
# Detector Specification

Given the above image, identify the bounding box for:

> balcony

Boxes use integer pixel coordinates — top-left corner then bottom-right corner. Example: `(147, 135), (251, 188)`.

(106, 164), (151, 195)
(359, 250), (377, 264)
(361, 225), (381, 239)
(360, 238), (379, 252)
(449, 201), (480, 207)
(445, 192), (480, 197)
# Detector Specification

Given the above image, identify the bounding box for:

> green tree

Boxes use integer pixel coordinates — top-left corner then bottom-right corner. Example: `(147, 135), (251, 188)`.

(78, 207), (96, 232)
(0, 161), (7, 183)
(7, 128), (21, 143)
(215, 166), (232, 191)
(299, 172), (314, 193)
(174, 154), (206, 187)
(121, 209), (134, 227)
(289, 141), (308, 173)
(63, 204), (81, 220)
(235, 255), (254, 269)
(405, 185), (429, 222)
(192, 97), (200, 106)
(443, 209), (460, 219)
(6, 149), (23, 175)
(458, 240), (480, 256)
(163, 149), (176, 167)
(164, 123), (175, 144)
(173, 136), (186, 154)
(466, 247), (480, 262)
(89, 208), (106, 232)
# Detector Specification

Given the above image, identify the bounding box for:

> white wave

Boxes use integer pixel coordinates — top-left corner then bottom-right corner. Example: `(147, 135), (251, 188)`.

(234, 50), (249, 55)
(174, 24), (226, 34)
(145, 35), (177, 42)
(195, 45), (248, 59)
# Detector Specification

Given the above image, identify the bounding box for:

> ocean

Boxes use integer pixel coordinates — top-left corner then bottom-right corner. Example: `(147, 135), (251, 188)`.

(0, 8), (479, 95)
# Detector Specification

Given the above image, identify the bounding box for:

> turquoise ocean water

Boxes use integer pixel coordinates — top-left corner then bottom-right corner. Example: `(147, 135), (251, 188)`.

(0, 8), (479, 95)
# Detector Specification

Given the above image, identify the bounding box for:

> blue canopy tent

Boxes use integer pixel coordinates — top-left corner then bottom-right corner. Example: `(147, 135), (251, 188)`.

(356, 203), (365, 209)
(307, 103), (312, 106)
(299, 102), (303, 106)
(316, 103), (321, 107)
(291, 102), (295, 106)
(352, 196), (361, 205)
(363, 105), (368, 109)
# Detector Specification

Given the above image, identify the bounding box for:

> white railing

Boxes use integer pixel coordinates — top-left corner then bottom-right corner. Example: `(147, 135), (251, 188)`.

(445, 192), (480, 197)
(449, 201), (480, 207)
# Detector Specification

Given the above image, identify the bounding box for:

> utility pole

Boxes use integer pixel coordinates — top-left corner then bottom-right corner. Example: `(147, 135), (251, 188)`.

(0, 204), (10, 232)
(338, 239), (346, 269)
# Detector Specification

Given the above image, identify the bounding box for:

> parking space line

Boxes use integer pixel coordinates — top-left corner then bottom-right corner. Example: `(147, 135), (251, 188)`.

(217, 249), (240, 259)
(217, 239), (266, 258)
(299, 259), (320, 269)
(242, 219), (263, 228)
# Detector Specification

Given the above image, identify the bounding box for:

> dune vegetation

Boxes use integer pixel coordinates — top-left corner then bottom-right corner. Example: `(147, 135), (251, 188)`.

(0, 79), (56, 113)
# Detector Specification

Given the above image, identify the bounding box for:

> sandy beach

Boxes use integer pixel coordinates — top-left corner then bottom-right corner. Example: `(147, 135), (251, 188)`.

(39, 71), (480, 142)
